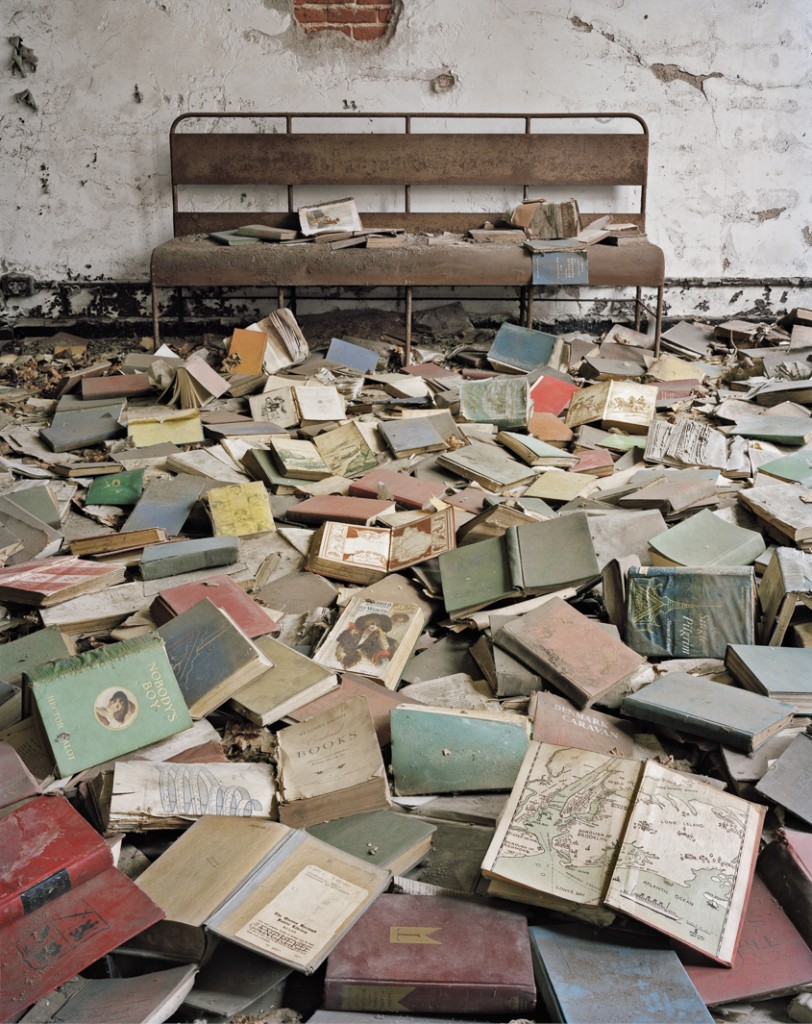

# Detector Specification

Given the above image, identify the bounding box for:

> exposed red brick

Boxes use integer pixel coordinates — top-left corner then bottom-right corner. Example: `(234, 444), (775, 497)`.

(295, 5), (328, 21)
(302, 21), (353, 35)
(355, 0), (388, 4)
(352, 23), (386, 39)
(324, 4), (377, 23)
(377, 7), (392, 21)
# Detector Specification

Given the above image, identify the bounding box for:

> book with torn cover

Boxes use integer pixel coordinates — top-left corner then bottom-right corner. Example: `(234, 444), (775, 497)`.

(0, 795), (164, 1019)
(307, 810), (436, 877)
(150, 574), (277, 640)
(206, 480), (275, 537)
(313, 595), (425, 690)
(306, 507), (455, 584)
(0, 556), (126, 607)
(276, 695), (391, 828)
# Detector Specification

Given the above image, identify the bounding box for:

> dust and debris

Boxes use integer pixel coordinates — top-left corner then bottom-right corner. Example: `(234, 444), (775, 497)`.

(13, 89), (38, 112)
(8, 36), (37, 76)
(649, 62), (724, 94)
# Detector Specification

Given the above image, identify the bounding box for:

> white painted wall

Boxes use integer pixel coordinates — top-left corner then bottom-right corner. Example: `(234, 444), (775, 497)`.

(1, 0), (810, 325)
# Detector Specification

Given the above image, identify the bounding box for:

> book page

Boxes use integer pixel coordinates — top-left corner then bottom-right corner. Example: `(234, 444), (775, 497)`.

(235, 864), (367, 967)
(482, 742), (641, 906)
(388, 510), (453, 572)
(605, 760), (764, 963)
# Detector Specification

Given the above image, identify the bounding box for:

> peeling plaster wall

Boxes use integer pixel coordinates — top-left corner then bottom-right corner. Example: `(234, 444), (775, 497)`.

(1, 0), (810, 328)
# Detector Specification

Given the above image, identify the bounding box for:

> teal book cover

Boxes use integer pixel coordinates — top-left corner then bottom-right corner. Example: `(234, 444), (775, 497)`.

(487, 322), (558, 372)
(27, 635), (193, 777)
(529, 924), (713, 1023)
(86, 468), (145, 507)
(620, 672), (795, 753)
(390, 705), (530, 795)
(625, 565), (755, 658)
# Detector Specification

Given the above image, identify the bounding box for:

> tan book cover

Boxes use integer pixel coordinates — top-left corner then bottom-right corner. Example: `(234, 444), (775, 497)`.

(566, 380), (657, 434)
(276, 695), (391, 828)
(313, 420), (379, 478)
(127, 408), (204, 447)
(207, 481), (275, 538)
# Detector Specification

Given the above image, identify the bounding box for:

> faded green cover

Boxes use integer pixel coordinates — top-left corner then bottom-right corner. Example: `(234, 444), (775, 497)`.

(648, 508), (766, 567)
(140, 537), (239, 580)
(307, 809), (436, 872)
(86, 468), (145, 507)
(27, 634), (192, 777)
(458, 377), (531, 430)
(759, 451), (812, 486)
(0, 625), (73, 685)
(390, 706), (530, 795)
(730, 416), (812, 445)
(439, 535), (515, 617)
(621, 672), (795, 753)
(4, 486), (61, 529)
(625, 565), (755, 658)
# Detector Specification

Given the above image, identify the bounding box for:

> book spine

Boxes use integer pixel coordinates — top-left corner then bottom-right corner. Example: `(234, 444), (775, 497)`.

(504, 526), (524, 593)
(0, 832), (112, 928)
(324, 979), (536, 1015)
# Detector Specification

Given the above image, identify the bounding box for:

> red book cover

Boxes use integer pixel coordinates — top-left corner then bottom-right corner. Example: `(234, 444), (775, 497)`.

(0, 796), (164, 1018)
(530, 375), (579, 415)
(0, 556), (125, 608)
(323, 893), (536, 1016)
(150, 575), (278, 639)
(348, 469), (447, 510)
(286, 495), (396, 527)
(683, 874), (812, 1005)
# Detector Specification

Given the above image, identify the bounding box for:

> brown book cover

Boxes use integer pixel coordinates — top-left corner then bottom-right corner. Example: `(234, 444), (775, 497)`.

(150, 575), (278, 639)
(531, 690), (635, 756)
(759, 828), (812, 952)
(323, 893), (536, 1016)
(494, 597), (645, 708)
(683, 873), (812, 1005)
(348, 468), (447, 509)
(81, 373), (154, 400)
(286, 495), (396, 527)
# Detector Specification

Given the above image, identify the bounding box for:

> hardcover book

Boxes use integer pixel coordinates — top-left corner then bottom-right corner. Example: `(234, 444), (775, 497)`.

(495, 430), (579, 468)
(531, 690), (635, 757)
(378, 416), (447, 458)
(348, 468), (448, 509)
(206, 480), (275, 537)
(565, 379), (658, 434)
(26, 634), (193, 776)
(156, 598), (272, 719)
(390, 704), (530, 795)
(312, 420), (379, 478)
(85, 467), (145, 506)
(170, 354), (230, 409)
(292, 383), (346, 425)
(437, 442), (536, 494)
(530, 374), (580, 415)
(126, 408), (205, 447)
(439, 511), (600, 618)
(0, 626), (74, 687)
(758, 828), (812, 952)
(150, 574), (278, 640)
(323, 893), (536, 1016)
(755, 728), (812, 825)
(625, 565), (756, 658)
(648, 508), (766, 567)
(457, 375), (532, 430)
(683, 873), (812, 1006)
(620, 672), (796, 753)
(313, 596), (425, 690)
(738, 482), (812, 550)
(134, 815), (389, 972)
(276, 695), (391, 828)
(307, 508), (455, 584)
(269, 436), (333, 479)
(0, 556), (126, 607)
(494, 597), (645, 709)
(286, 495), (396, 527)
(228, 635), (339, 726)
(122, 473), (205, 535)
(530, 923), (713, 1023)
(140, 536), (240, 581)
(307, 810), (436, 876)
(0, 795), (164, 1019)
(487, 321), (559, 373)
(757, 546), (812, 645)
(725, 643), (812, 713)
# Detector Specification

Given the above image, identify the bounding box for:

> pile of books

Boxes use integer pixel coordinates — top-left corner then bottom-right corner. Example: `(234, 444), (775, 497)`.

(2, 304), (812, 1022)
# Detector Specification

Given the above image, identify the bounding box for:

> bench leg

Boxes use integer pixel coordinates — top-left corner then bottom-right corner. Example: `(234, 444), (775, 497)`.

(634, 287), (643, 333)
(524, 286), (535, 329)
(151, 284), (160, 350)
(277, 286), (286, 310)
(404, 285), (413, 365)
(654, 285), (664, 358)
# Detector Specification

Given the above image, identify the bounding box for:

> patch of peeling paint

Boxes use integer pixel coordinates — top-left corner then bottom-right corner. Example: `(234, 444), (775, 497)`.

(803, 227), (812, 247)
(649, 63), (724, 94)
(754, 207), (786, 222)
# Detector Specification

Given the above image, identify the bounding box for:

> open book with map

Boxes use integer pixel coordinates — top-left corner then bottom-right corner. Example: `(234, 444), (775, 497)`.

(481, 742), (765, 965)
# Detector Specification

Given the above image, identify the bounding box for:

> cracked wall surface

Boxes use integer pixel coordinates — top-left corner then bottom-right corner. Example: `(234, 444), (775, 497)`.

(1, 0), (810, 325)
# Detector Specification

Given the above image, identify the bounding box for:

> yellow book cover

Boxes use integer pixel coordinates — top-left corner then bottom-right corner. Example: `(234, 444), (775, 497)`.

(207, 481), (275, 538)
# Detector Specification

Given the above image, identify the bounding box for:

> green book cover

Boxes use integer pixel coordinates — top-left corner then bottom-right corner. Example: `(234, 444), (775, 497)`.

(306, 809), (436, 874)
(86, 468), (145, 507)
(4, 486), (62, 529)
(458, 377), (531, 430)
(0, 625), (74, 685)
(759, 451), (812, 486)
(648, 508), (766, 567)
(390, 705), (530, 795)
(27, 634), (193, 777)
(140, 537), (240, 581)
(625, 565), (755, 658)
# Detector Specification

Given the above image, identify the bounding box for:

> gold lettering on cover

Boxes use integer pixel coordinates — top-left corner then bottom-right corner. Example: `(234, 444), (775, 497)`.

(389, 926), (441, 944)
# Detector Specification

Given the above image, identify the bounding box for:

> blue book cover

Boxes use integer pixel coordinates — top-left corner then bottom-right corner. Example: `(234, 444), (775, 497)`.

(531, 250), (589, 285)
(529, 924), (714, 1023)
(625, 565), (755, 658)
(487, 322), (558, 372)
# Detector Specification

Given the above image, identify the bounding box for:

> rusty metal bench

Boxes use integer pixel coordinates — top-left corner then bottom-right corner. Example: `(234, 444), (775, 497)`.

(150, 112), (665, 358)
